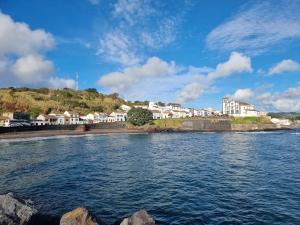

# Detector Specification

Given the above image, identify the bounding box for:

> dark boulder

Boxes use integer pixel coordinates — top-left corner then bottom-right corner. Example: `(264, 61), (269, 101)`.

(0, 192), (37, 225)
(120, 210), (155, 225)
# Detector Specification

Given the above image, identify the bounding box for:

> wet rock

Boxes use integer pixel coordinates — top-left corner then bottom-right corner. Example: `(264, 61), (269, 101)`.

(0, 192), (37, 225)
(60, 208), (99, 225)
(120, 210), (155, 225)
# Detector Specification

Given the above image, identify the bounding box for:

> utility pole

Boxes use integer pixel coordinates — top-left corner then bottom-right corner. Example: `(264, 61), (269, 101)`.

(76, 72), (79, 90)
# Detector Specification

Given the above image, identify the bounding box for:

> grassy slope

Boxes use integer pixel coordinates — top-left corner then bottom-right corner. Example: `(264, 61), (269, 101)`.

(0, 88), (126, 117)
(230, 116), (273, 124)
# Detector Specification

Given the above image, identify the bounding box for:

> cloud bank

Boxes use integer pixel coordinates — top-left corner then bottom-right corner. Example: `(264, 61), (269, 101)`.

(206, 0), (300, 55)
(268, 59), (300, 75)
(0, 12), (75, 89)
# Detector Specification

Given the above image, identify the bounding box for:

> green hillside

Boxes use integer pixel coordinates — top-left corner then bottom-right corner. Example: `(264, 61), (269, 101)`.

(0, 87), (127, 118)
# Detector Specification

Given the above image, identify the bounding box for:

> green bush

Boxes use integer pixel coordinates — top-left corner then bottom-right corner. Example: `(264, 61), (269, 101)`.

(127, 108), (153, 126)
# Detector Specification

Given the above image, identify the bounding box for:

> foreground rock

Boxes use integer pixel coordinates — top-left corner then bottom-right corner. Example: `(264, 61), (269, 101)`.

(60, 208), (99, 225)
(120, 210), (155, 225)
(0, 192), (37, 225)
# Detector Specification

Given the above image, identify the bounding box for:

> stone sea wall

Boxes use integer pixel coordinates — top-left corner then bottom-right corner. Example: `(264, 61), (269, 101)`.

(0, 122), (125, 134)
(0, 192), (155, 225)
(180, 118), (287, 132)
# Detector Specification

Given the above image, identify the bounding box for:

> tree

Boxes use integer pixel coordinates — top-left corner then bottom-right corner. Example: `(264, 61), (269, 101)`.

(85, 88), (98, 93)
(157, 101), (165, 107)
(127, 108), (153, 126)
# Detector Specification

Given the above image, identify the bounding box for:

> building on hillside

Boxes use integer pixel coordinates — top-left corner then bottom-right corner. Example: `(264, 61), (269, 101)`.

(222, 97), (261, 117)
(271, 118), (291, 126)
(55, 114), (67, 125)
(30, 120), (49, 126)
(1, 118), (31, 127)
(120, 105), (131, 112)
(37, 114), (59, 125)
(107, 116), (115, 122)
(161, 110), (172, 119)
(151, 110), (162, 119)
(0, 116), (9, 127)
(64, 111), (80, 124)
(2, 112), (30, 120)
(109, 111), (127, 122)
(167, 103), (181, 111)
(86, 112), (108, 123)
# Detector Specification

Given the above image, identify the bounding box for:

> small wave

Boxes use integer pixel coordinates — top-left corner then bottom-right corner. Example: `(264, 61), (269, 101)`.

(233, 131), (283, 134)
(0, 132), (147, 143)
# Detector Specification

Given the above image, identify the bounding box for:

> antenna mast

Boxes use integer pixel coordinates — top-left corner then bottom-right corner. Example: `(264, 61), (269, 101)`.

(76, 72), (79, 90)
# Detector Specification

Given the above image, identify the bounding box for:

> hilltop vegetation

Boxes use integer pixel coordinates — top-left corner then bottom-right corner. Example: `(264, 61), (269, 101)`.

(0, 87), (127, 118)
(268, 112), (300, 121)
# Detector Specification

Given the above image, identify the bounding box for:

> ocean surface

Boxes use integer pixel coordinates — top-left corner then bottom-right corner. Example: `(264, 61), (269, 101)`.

(0, 130), (300, 225)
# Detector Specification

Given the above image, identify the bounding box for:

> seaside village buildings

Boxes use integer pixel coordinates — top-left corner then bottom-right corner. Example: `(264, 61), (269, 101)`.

(0, 97), (273, 127)
(222, 97), (267, 117)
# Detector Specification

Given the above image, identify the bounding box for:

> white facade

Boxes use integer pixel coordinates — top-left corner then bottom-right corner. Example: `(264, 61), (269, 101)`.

(222, 97), (259, 117)
(109, 112), (127, 122)
(86, 112), (108, 123)
(271, 118), (291, 126)
(151, 110), (162, 119)
(64, 111), (80, 124)
(120, 105), (131, 112)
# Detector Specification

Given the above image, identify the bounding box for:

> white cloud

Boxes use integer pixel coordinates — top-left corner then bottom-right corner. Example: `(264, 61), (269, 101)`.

(207, 52), (252, 80)
(49, 77), (76, 89)
(113, 0), (154, 26)
(176, 52), (252, 103)
(97, 1), (188, 67)
(256, 84), (300, 112)
(0, 12), (75, 89)
(268, 59), (300, 75)
(232, 88), (254, 100)
(98, 52), (253, 104)
(98, 57), (176, 92)
(206, 0), (300, 55)
(141, 17), (178, 49)
(11, 54), (54, 83)
(97, 31), (141, 66)
(0, 12), (54, 56)
(282, 86), (300, 98)
(177, 83), (204, 104)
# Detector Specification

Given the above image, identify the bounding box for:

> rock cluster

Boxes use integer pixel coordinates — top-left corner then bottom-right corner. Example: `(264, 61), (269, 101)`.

(0, 192), (37, 225)
(120, 210), (155, 225)
(0, 193), (156, 225)
(60, 208), (99, 225)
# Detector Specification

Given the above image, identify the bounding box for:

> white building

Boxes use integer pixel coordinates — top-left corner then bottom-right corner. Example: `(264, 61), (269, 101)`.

(64, 111), (80, 124)
(222, 97), (260, 117)
(109, 111), (127, 122)
(54, 114), (67, 125)
(37, 114), (59, 125)
(151, 110), (162, 119)
(86, 112), (108, 123)
(271, 118), (291, 126)
(120, 105), (131, 112)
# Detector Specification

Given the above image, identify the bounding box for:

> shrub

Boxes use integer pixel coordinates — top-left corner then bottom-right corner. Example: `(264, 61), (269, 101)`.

(127, 108), (153, 126)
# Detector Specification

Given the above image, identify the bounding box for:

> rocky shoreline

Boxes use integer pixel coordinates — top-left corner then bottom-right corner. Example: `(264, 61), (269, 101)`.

(0, 193), (155, 225)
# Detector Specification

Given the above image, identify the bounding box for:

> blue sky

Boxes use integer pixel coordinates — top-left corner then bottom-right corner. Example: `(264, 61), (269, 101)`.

(0, 0), (300, 112)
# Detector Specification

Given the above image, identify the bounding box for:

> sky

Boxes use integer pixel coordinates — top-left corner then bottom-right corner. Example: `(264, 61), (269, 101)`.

(0, 0), (300, 112)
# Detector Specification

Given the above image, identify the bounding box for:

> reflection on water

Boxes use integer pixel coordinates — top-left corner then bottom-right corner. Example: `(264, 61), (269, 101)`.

(0, 131), (300, 225)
